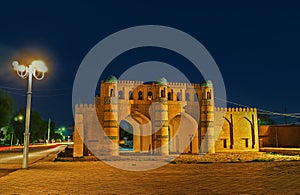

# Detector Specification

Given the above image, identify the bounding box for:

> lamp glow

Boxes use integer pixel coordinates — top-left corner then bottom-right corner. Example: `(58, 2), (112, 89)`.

(31, 60), (48, 73)
(18, 115), (23, 121)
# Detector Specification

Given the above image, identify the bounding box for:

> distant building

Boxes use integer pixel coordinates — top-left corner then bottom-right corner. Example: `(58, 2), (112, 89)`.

(73, 76), (259, 157)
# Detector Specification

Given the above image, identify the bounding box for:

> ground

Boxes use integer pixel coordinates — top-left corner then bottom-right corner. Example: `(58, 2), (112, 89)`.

(1, 153), (300, 194)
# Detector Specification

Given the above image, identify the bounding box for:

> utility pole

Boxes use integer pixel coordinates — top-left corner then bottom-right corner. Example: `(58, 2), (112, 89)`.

(47, 118), (51, 144)
(10, 132), (14, 150)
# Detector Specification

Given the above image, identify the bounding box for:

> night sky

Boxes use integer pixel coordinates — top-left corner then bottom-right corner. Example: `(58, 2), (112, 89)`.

(0, 0), (299, 128)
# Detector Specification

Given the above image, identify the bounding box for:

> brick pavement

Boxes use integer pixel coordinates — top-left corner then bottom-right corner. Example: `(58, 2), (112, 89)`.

(0, 160), (300, 194)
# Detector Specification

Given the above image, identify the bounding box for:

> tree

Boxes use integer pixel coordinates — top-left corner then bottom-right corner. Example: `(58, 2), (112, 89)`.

(10, 108), (56, 144)
(53, 132), (64, 142)
(258, 113), (275, 125)
(0, 90), (14, 128)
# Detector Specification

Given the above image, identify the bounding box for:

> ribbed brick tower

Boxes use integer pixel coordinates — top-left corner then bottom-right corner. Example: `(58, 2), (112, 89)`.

(103, 75), (119, 156)
(200, 80), (215, 154)
(154, 78), (169, 155)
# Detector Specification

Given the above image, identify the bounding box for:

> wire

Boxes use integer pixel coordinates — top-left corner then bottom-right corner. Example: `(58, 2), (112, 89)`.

(0, 85), (72, 92)
(1, 89), (72, 97)
(215, 96), (300, 119)
(0, 90), (27, 96)
(32, 88), (72, 91)
(0, 84), (72, 98)
(31, 92), (72, 97)
(0, 86), (26, 91)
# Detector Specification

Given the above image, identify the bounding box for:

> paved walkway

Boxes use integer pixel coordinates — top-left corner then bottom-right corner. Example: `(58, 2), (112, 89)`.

(260, 147), (300, 155)
(0, 160), (300, 194)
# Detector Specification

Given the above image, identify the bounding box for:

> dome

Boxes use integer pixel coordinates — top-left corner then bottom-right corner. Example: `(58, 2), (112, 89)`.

(201, 80), (213, 87)
(105, 75), (117, 83)
(155, 77), (168, 85)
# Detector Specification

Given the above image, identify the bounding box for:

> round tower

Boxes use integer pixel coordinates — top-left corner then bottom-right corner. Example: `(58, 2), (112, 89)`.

(103, 75), (119, 156)
(200, 80), (215, 154)
(153, 77), (169, 155)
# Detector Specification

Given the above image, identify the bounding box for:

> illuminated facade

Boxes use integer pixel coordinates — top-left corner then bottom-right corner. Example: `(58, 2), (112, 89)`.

(74, 76), (259, 157)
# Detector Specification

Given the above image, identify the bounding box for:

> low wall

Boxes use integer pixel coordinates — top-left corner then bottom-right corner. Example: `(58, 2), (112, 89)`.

(259, 125), (300, 148)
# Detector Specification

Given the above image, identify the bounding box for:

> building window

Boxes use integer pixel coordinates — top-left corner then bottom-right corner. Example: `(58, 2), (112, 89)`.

(148, 91), (153, 100)
(129, 91), (133, 100)
(118, 90), (123, 99)
(207, 91), (211, 99)
(138, 91), (143, 100)
(223, 139), (227, 148)
(161, 88), (166, 98)
(185, 93), (190, 101)
(168, 92), (172, 100)
(245, 138), (249, 148)
(194, 93), (198, 102)
(110, 89), (114, 97)
(177, 92), (182, 101)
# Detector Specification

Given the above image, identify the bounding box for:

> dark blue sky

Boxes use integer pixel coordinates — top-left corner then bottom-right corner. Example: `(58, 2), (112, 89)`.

(0, 0), (299, 127)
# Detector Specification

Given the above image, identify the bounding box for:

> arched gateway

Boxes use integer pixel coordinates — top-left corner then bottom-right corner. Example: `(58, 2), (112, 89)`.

(73, 76), (259, 157)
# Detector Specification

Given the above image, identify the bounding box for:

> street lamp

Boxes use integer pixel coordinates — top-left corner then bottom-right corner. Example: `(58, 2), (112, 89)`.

(14, 114), (24, 122)
(12, 60), (48, 169)
(56, 126), (66, 141)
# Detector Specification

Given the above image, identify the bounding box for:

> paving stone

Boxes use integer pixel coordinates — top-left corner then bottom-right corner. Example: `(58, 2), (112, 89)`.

(0, 160), (299, 194)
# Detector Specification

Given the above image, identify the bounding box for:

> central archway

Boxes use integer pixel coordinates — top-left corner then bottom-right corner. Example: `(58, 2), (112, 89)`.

(121, 111), (152, 153)
(119, 120), (134, 151)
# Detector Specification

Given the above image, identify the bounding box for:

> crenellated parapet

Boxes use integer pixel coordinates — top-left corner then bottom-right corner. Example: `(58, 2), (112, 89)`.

(75, 104), (96, 113)
(117, 80), (144, 85)
(215, 107), (257, 113)
(168, 82), (185, 86)
(168, 82), (201, 89)
(115, 80), (203, 88)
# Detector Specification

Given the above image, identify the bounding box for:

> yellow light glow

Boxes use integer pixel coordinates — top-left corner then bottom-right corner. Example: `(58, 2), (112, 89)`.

(9, 47), (55, 87)
(10, 47), (52, 75)
(31, 60), (48, 73)
(18, 115), (23, 121)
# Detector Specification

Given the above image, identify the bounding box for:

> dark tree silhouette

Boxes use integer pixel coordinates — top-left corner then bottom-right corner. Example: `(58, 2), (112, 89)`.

(10, 108), (56, 144)
(0, 90), (14, 128)
(258, 114), (275, 125)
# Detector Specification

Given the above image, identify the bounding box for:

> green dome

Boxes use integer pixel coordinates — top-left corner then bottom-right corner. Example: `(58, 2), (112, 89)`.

(105, 75), (117, 83)
(156, 77), (168, 85)
(201, 80), (213, 87)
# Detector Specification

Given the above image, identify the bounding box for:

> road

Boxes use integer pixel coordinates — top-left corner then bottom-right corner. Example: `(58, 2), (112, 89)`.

(0, 144), (67, 177)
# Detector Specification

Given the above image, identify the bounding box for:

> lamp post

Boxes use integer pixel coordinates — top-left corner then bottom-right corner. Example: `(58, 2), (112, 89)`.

(12, 60), (48, 169)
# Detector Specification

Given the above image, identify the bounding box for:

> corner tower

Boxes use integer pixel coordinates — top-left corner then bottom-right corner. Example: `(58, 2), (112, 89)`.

(102, 75), (119, 156)
(153, 77), (169, 155)
(200, 80), (215, 154)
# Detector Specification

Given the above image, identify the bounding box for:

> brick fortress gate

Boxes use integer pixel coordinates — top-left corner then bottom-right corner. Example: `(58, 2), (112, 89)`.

(74, 76), (259, 157)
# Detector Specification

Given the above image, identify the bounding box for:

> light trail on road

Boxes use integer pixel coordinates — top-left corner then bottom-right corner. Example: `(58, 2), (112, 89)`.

(0, 144), (67, 169)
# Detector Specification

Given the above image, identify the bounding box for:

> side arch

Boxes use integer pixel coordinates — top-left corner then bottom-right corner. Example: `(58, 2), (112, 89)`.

(169, 112), (199, 154)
